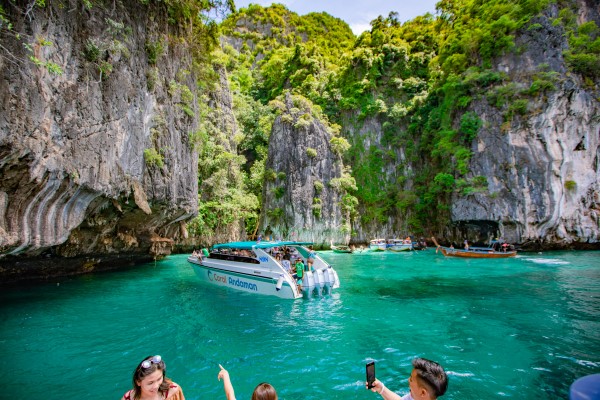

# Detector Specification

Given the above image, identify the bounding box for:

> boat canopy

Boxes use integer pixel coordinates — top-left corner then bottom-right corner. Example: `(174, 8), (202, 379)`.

(211, 241), (313, 250)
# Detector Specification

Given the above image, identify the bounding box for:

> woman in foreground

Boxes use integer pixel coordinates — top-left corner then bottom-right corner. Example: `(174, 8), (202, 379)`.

(121, 355), (185, 400)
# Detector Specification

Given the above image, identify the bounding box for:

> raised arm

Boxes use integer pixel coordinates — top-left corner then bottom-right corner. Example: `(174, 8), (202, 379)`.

(366, 378), (403, 400)
(218, 364), (236, 400)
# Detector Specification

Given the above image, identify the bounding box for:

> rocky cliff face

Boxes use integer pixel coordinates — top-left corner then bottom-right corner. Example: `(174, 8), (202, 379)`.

(260, 93), (347, 246)
(343, 114), (415, 242)
(344, 3), (600, 249)
(450, 4), (600, 249)
(0, 1), (198, 280)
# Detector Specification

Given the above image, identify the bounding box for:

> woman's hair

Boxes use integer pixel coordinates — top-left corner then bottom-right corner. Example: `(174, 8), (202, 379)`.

(251, 382), (277, 400)
(132, 355), (172, 400)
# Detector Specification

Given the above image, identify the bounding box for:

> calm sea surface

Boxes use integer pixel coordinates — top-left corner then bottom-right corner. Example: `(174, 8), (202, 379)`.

(1, 250), (599, 399)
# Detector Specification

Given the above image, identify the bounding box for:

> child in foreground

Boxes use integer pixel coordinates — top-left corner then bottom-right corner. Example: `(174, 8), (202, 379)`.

(218, 364), (277, 400)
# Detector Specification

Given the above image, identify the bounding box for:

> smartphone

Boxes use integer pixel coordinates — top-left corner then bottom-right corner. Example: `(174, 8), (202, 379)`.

(366, 361), (375, 389)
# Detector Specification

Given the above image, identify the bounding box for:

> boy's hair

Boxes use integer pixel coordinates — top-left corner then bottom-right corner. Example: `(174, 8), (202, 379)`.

(413, 357), (448, 397)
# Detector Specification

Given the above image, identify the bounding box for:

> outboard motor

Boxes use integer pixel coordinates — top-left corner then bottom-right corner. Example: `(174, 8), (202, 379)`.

(316, 269), (325, 288)
(324, 267), (335, 286)
(303, 270), (315, 288)
(332, 269), (340, 289)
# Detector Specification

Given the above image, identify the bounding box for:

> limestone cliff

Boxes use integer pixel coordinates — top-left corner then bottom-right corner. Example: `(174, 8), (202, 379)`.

(0, 1), (199, 280)
(260, 93), (347, 246)
(344, 3), (600, 249)
(450, 4), (600, 249)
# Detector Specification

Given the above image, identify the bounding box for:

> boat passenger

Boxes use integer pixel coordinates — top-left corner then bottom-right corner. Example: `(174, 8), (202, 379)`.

(282, 253), (292, 273)
(366, 357), (447, 400)
(121, 355), (185, 400)
(307, 246), (316, 268)
(464, 240), (469, 250)
(218, 364), (278, 400)
(293, 259), (304, 290)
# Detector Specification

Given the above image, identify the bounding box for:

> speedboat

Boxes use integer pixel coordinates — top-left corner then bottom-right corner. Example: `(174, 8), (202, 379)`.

(387, 238), (413, 252)
(187, 241), (340, 299)
(369, 239), (387, 251)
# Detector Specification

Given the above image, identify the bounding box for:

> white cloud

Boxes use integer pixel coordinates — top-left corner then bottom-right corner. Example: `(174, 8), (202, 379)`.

(350, 23), (372, 36)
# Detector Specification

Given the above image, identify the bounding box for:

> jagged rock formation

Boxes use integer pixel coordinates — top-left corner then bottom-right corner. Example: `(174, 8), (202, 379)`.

(345, 3), (600, 249)
(260, 93), (347, 246)
(0, 1), (198, 280)
(450, 4), (600, 249)
(344, 115), (416, 242)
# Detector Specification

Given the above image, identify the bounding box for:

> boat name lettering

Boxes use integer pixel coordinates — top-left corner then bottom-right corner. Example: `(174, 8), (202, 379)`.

(228, 277), (258, 291)
(258, 257), (268, 263)
(208, 271), (228, 283)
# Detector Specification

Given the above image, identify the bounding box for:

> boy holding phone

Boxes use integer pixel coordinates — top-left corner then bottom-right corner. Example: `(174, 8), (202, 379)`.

(366, 358), (448, 400)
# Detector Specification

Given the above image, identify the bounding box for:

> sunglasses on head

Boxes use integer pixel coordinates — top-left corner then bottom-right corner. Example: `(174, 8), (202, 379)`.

(141, 355), (162, 369)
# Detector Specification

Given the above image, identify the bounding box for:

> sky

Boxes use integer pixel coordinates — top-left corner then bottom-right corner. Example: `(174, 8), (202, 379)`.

(232, 0), (440, 35)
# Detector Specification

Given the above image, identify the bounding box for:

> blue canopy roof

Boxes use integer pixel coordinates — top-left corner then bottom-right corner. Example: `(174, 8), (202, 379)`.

(211, 241), (313, 250)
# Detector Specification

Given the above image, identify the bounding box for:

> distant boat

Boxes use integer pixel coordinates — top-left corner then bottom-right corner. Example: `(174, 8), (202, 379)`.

(431, 237), (517, 258)
(369, 239), (387, 251)
(387, 238), (413, 252)
(331, 244), (353, 253)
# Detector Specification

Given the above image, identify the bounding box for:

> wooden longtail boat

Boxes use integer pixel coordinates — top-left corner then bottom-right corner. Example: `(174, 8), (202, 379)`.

(431, 237), (517, 258)
(331, 244), (353, 253)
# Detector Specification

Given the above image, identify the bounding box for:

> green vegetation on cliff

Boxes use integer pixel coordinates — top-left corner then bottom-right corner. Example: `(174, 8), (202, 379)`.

(188, 0), (598, 240)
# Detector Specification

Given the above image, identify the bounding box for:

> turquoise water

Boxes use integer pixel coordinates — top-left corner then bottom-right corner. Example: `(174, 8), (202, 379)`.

(1, 250), (599, 399)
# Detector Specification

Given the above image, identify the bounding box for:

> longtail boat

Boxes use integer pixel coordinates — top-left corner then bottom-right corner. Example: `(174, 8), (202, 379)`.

(331, 244), (353, 253)
(431, 237), (517, 258)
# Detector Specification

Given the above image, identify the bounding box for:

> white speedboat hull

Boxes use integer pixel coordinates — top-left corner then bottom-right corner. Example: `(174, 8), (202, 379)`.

(188, 257), (300, 299)
(187, 241), (339, 300)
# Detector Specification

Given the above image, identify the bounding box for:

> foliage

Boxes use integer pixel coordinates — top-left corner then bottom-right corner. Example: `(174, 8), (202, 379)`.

(312, 197), (322, 218)
(193, 0), (587, 236)
(459, 112), (482, 143)
(562, 20), (600, 79)
(314, 180), (324, 194)
(273, 186), (285, 199)
(330, 136), (351, 157)
(143, 148), (164, 168)
(145, 39), (164, 65)
(306, 148), (317, 158)
(564, 180), (577, 191)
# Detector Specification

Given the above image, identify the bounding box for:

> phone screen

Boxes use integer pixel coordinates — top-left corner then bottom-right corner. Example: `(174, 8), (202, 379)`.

(366, 361), (375, 389)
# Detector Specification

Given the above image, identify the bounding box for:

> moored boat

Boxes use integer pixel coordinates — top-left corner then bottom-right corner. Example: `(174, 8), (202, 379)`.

(431, 237), (517, 258)
(369, 238), (387, 251)
(387, 238), (413, 252)
(331, 244), (353, 253)
(187, 241), (340, 299)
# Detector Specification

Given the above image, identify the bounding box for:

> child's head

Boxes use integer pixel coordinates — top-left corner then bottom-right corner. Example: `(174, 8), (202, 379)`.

(408, 358), (448, 399)
(251, 382), (277, 400)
